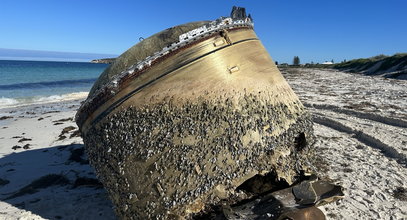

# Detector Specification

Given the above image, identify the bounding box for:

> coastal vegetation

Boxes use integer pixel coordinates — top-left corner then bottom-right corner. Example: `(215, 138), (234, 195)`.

(293, 56), (300, 65)
(332, 53), (407, 74)
(284, 53), (407, 79)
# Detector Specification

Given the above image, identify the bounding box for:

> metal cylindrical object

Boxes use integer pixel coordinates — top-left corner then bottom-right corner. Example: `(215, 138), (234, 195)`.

(77, 16), (314, 219)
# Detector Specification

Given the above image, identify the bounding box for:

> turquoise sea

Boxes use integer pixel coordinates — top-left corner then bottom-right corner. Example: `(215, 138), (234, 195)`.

(0, 60), (108, 108)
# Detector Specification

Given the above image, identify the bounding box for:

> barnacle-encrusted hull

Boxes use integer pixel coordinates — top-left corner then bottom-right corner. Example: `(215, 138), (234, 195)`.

(76, 19), (314, 219)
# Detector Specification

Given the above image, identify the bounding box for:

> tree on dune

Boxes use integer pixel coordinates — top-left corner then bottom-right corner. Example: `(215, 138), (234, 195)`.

(293, 56), (300, 65)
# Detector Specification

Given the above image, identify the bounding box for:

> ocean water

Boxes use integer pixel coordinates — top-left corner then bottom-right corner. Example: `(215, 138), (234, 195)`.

(0, 60), (108, 108)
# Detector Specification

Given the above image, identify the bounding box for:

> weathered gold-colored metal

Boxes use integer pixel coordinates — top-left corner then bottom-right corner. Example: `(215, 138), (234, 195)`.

(77, 25), (314, 219)
(81, 29), (298, 131)
(81, 29), (264, 130)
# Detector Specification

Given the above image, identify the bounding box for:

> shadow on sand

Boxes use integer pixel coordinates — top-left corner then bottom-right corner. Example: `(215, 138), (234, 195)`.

(0, 143), (116, 220)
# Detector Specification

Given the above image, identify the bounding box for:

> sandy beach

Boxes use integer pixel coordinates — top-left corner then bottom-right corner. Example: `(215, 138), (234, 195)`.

(0, 68), (406, 219)
(282, 68), (407, 219)
(0, 98), (116, 220)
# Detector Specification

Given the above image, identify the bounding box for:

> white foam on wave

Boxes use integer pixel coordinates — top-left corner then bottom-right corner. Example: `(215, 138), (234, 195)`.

(0, 97), (19, 106)
(0, 92), (89, 109)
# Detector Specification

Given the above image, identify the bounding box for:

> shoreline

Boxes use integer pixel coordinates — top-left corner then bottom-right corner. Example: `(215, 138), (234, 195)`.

(0, 92), (89, 111)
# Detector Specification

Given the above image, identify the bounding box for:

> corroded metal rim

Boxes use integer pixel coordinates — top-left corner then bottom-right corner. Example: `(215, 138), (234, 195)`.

(76, 21), (255, 130)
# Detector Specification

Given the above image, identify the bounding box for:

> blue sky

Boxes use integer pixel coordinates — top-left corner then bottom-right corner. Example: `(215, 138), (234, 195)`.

(1, 0), (406, 63)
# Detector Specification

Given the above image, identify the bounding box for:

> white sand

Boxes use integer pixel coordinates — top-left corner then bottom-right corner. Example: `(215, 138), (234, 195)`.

(0, 69), (406, 219)
(282, 68), (407, 219)
(0, 99), (115, 220)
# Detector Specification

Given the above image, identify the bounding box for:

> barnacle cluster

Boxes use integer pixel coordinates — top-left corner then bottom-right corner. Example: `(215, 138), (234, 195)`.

(83, 93), (314, 219)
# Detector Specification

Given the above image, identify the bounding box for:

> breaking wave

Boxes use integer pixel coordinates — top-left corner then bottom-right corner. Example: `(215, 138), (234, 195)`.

(0, 92), (88, 109)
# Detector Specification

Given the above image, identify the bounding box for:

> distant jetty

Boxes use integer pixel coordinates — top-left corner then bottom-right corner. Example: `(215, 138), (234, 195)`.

(90, 58), (116, 64)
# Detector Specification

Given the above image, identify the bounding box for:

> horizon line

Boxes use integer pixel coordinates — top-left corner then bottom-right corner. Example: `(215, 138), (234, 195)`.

(0, 48), (118, 62)
(0, 47), (118, 57)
